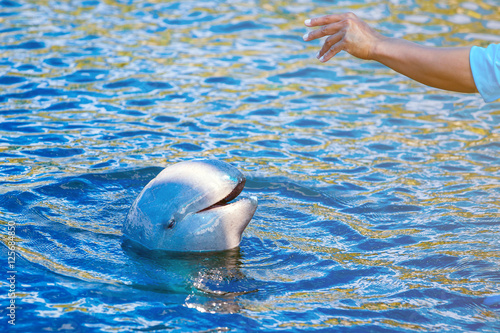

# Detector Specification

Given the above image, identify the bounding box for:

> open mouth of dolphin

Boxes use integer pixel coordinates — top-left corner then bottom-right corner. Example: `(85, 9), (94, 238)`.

(198, 178), (247, 213)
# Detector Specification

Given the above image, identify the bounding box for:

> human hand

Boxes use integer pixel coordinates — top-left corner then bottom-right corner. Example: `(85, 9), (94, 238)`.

(303, 12), (386, 62)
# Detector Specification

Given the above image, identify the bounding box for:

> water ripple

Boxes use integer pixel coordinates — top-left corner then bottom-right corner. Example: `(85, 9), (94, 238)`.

(0, 0), (499, 332)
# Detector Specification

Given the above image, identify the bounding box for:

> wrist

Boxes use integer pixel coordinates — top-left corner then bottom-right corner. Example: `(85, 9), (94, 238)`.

(370, 35), (393, 61)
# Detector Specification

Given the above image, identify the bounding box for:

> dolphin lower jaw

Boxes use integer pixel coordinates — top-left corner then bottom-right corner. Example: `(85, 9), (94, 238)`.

(218, 195), (258, 243)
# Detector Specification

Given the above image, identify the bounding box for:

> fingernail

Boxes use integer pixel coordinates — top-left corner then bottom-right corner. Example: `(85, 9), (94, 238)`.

(302, 32), (309, 41)
(304, 19), (311, 26)
(316, 51), (320, 59)
(319, 54), (326, 62)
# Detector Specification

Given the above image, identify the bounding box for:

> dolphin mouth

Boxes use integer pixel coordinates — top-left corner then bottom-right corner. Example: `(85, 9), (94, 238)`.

(197, 177), (247, 213)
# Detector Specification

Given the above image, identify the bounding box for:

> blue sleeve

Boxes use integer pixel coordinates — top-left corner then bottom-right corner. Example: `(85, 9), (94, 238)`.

(470, 44), (500, 103)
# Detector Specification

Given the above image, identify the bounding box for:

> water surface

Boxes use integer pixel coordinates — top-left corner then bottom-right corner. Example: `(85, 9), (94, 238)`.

(1, 0), (499, 332)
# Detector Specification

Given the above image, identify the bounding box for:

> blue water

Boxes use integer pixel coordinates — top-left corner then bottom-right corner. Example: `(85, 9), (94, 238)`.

(1, 0), (500, 332)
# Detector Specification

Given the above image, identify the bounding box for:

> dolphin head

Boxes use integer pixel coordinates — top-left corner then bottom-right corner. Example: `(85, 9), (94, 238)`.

(123, 160), (258, 252)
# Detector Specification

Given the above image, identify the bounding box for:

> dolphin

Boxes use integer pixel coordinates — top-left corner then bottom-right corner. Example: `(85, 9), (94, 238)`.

(123, 159), (258, 252)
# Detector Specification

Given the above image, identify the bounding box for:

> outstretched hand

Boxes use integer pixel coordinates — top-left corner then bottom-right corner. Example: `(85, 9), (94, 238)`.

(303, 12), (386, 62)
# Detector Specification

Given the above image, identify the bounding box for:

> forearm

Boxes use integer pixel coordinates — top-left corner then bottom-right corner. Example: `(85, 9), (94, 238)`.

(372, 38), (477, 93)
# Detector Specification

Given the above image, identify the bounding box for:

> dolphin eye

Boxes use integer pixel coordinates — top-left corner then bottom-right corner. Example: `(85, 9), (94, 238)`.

(165, 218), (176, 230)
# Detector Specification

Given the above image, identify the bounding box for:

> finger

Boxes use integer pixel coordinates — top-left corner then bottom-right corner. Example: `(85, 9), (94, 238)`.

(303, 21), (344, 41)
(317, 31), (344, 59)
(304, 12), (354, 27)
(319, 39), (345, 63)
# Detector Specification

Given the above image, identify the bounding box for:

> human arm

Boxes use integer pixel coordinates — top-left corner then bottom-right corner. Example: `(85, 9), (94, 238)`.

(303, 13), (478, 94)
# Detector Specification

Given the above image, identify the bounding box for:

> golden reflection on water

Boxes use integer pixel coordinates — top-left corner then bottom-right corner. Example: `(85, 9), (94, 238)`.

(1, 0), (499, 330)
(17, 244), (121, 284)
